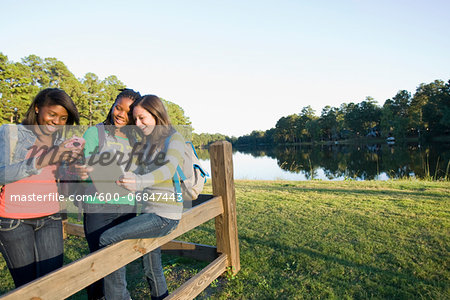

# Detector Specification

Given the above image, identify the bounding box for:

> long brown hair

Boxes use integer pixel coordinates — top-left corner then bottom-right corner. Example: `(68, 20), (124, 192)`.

(131, 95), (174, 153)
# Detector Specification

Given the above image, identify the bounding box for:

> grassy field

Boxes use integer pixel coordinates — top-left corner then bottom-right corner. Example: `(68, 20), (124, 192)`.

(1, 180), (449, 299)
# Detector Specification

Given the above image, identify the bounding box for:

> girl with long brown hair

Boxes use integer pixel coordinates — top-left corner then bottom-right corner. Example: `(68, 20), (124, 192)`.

(99, 94), (185, 300)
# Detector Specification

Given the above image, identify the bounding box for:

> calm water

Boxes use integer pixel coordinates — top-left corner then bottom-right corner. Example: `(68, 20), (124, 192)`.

(197, 142), (450, 181)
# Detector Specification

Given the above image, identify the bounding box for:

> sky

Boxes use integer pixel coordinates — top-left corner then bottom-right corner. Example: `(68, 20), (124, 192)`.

(1, 0), (449, 137)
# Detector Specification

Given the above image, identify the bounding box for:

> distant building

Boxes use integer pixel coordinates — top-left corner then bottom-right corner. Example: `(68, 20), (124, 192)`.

(366, 126), (380, 137)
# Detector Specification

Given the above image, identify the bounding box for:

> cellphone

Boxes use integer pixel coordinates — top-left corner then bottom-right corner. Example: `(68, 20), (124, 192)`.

(65, 137), (85, 148)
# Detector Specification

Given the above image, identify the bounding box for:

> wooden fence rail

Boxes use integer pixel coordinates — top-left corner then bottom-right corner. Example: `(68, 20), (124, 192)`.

(0, 141), (240, 300)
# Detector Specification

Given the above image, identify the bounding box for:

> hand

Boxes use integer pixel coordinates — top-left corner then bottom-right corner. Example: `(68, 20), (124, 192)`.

(117, 172), (137, 192)
(64, 137), (85, 149)
(36, 139), (85, 169)
(73, 164), (93, 180)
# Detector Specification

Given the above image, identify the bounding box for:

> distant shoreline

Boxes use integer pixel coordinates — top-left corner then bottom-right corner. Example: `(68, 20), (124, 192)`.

(231, 135), (450, 148)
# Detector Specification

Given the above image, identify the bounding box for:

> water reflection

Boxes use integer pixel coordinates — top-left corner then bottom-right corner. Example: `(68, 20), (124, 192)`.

(198, 142), (450, 180)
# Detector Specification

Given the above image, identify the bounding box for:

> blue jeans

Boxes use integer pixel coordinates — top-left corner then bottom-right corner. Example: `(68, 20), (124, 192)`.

(0, 214), (63, 287)
(99, 213), (179, 300)
(83, 203), (136, 300)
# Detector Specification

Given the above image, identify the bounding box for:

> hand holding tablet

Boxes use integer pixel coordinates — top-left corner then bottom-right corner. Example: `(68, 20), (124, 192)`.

(117, 172), (138, 192)
(86, 149), (130, 197)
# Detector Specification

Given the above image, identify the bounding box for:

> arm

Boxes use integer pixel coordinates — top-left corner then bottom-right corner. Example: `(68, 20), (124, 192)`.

(0, 125), (42, 185)
(135, 132), (185, 190)
(119, 132), (185, 191)
(0, 125), (85, 185)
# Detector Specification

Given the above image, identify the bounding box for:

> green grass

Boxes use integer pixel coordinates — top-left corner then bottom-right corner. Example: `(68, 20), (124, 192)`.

(1, 180), (449, 299)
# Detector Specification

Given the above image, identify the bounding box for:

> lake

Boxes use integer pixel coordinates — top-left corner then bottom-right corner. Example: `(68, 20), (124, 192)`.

(197, 142), (450, 181)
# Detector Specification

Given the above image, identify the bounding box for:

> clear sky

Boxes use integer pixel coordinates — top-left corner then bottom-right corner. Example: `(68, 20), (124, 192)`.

(1, 0), (449, 137)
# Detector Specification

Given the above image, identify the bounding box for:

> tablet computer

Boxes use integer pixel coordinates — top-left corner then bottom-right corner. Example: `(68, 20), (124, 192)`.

(86, 149), (130, 198)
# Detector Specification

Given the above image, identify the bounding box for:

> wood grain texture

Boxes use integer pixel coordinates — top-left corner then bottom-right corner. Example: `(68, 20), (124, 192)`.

(209, 141), (241, 274)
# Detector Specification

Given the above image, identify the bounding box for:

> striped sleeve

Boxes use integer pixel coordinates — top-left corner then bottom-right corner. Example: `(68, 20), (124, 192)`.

(135, 132), (185, 190)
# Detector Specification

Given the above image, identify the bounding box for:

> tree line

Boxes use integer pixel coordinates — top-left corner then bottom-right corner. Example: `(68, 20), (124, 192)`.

(236, 79), (450, 146)
(3, 53), (448, 148)
(0, 53), (191, 126)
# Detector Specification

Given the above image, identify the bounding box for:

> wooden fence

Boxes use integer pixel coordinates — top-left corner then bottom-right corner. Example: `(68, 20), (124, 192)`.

(0, 141), (240, 300)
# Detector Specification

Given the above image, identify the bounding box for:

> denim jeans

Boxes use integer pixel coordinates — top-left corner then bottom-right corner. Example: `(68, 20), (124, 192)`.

(0, 213), (63, 287)
(83, 203), (136, 300)
(99, 213), (179, 300)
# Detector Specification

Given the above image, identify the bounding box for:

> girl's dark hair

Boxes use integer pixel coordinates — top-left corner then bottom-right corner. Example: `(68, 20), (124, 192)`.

(131, 94), (175, 152)
(103, 88), (141, 126)
(102, 88), (141, 141)
(22, 88), (80, 125)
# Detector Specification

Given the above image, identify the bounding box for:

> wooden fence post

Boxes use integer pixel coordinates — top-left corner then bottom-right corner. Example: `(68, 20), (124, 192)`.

(209, 141), (240, 274)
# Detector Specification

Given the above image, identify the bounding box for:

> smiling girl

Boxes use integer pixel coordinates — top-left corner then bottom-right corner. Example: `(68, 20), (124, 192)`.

(99, 94), (185, 300)
(0, 88), (80, 287)
(75, 88), (141, 300)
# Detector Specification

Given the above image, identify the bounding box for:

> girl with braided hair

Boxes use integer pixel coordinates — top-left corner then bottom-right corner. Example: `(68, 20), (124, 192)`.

(75, 88), (141, 300)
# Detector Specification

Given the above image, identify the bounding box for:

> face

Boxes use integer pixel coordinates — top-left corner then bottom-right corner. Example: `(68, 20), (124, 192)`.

(112, 97), (134, 128)
(35, 104), (69, 135)
(133, 105), (156, 136)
